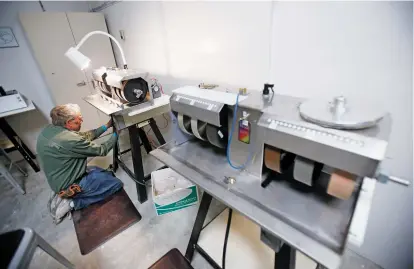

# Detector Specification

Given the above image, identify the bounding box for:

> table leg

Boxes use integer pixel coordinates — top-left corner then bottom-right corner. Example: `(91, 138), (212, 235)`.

(112, 140), (119, 172)
(111, 116), (119, 172)
(274, 243), (296, 269)
(149, 118), (166, 145)
(185, 192), (213, 261)
(129, 124), (148, 203)
(138, 127), (152, 154)
(0, 118), (39, 172)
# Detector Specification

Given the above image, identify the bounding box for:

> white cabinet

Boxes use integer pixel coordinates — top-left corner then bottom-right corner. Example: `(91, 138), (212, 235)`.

(19, 12), (116, 131)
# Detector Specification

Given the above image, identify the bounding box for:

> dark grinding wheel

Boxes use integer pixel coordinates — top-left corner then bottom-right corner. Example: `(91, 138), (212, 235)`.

(122, 78), (149, 103)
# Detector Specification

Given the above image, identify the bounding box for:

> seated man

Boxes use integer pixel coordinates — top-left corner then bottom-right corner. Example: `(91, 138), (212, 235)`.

(36, 104), (123, 219)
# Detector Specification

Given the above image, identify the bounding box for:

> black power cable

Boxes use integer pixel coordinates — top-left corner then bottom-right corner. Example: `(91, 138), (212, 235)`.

(222, 208), (233, 269)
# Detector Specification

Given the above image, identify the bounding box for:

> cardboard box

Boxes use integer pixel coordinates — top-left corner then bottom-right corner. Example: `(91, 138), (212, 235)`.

(151, 168), (199, 216)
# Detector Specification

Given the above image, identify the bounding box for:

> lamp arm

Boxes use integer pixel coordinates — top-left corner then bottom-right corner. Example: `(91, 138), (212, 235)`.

(76, 30), (127, 69)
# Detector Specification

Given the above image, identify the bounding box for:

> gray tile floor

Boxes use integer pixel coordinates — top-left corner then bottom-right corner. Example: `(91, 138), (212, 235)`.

(0, 150), (223, 269)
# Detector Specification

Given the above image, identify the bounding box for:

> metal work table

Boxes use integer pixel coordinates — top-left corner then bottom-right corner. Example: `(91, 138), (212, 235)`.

(84, 93), (170, 203)
(151, 139), (379, 269)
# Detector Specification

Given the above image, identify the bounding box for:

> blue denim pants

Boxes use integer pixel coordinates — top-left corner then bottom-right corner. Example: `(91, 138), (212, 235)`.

(73, 166), (123, 210)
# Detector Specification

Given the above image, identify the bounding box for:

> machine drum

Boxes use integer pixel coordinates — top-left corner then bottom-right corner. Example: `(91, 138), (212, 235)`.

(316, 168), (356, 200)
(264, 147), (282, 173)
(292, 156), (316, 187)
(264, 146), (296, 174)
(191, 119), (208, 141)
(122, 77), (149, 103)
(178, 113), (193, 135)
(206, 124), (227, 149)
(97, 81), (111, 97)
(114, 87), (124, 101)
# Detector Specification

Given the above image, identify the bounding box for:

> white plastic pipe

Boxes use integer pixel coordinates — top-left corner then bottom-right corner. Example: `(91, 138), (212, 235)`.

(76, 30), (127, 68)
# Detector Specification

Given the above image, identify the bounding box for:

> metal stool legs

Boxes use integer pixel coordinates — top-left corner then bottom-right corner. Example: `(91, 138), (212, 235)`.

(5, 228), (74, 269)
(0, 159), (25, 194)
(35, 232), (74, 269)
(0, 148), (28, 177)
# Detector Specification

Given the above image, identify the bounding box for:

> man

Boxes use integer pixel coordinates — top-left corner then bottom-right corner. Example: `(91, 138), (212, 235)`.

(37, 104), (123, 220)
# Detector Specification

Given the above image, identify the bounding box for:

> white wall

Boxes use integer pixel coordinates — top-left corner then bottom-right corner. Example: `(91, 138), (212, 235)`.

(100, 2), (412, 268)
(103, 1), (272, 90)
(0, 1), (90, 152)
(271, 3), (413, 268)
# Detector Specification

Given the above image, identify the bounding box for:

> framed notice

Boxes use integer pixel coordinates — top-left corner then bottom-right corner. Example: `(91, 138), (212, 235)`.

(0, 27), (19, 48)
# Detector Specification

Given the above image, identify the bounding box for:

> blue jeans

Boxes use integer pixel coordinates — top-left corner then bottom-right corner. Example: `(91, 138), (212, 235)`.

(73, 166), (123, 210)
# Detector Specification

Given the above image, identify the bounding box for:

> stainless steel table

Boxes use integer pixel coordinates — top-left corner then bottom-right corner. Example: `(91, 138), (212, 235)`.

(84, 94), (170, 203)
(151, 139), (381, 269)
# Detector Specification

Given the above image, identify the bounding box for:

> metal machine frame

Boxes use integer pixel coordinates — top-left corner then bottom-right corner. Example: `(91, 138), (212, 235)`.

(111, 118), (166, 203)
(150, 86), (391, 268)
(84, 69), (170, 203)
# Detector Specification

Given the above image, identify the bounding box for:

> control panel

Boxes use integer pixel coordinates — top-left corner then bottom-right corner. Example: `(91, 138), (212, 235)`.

(174, 94), (220, 112)
(170, 93), (225, 127)
(266, 118), (365, 147)
(258, 113), (388, 177)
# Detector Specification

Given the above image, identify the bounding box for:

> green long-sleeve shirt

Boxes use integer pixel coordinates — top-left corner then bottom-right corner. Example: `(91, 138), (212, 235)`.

(36, 125), (117, 193)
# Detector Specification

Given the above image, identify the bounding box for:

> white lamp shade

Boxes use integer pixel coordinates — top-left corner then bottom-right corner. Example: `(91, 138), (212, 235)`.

(65, 47), (91, 70)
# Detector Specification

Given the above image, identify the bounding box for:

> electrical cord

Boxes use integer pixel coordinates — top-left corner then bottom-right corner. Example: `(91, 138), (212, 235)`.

(222, 208), (233, 269)
(226, 94), (255, 170)
(144, 113), (169, 148)
(145, 127), (156, 149)
(161, 113), (169, 129)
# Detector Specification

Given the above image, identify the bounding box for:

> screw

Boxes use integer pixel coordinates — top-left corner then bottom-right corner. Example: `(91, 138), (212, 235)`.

(224, 176), (236, 185)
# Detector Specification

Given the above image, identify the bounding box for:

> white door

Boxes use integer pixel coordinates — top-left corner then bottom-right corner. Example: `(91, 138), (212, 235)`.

(19, 12), (115, 131)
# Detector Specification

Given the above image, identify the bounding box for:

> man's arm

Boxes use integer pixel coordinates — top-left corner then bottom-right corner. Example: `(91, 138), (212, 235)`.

(77, 119), (113, 141)
(70, 133), (118, 157)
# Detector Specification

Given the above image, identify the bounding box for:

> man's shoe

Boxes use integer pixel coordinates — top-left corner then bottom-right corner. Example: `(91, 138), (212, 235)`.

(48, 192), (73, 224)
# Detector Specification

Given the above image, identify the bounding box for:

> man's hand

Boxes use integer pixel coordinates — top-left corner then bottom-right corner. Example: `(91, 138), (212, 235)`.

(105, 119), (113, 129)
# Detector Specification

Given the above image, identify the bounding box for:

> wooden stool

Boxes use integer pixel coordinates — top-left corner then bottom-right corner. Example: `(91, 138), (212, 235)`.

(149, 248), (194, 269)
(72, 189), (142, 255)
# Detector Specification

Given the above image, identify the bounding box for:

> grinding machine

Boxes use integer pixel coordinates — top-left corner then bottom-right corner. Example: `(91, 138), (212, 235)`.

(83, 67), (170, 203)
(84, 67), (170, 130)
(150, 84), (392, 267)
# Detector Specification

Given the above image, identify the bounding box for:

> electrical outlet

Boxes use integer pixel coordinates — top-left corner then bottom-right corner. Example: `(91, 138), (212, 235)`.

(119, 30), (125, 40)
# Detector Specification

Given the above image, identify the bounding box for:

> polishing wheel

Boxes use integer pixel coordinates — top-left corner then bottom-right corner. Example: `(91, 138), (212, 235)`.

(178, 113), (193, 135)
(98, 81), (111, 97)
(122, 77), (149, 103)
(316, 167), (356, 200)
(206, 124), (227, 149)
(191, 119), (208, 141)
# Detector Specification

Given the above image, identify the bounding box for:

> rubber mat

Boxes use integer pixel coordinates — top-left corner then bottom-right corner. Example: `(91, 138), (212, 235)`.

(72, 189), (142, 255)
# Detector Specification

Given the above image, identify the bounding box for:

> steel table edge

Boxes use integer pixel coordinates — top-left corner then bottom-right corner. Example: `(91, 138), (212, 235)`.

(150, 148), (342, 269)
